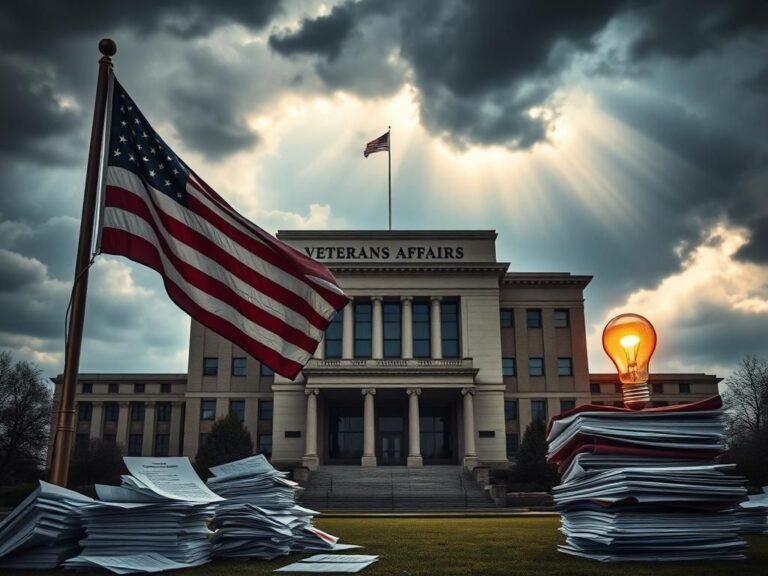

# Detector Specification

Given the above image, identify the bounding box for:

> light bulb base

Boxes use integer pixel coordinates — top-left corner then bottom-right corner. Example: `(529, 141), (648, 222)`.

(622, 382), (650, 410)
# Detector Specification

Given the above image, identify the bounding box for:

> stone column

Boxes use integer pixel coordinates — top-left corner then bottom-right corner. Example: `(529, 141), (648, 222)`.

(169, 401), (184, 456)
(401, 296), (413, 359)
(372, 296), (383, 359)
(407, 388), (422, 467)
(430, 296), (443, 359)
(462, 388), (478, 469)
(302, 389), (320, 470)
(89, 401), (104, 439)
(116, 401), (130, 449)
(142, 402), (156, 456)
(342, 300), (354, 359)
(314, 337), (325, 360)
(361, 388), (377, 467)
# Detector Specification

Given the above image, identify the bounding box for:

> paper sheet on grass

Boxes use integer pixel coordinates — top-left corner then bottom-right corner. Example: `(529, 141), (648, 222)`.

(275, 554), (379, 573)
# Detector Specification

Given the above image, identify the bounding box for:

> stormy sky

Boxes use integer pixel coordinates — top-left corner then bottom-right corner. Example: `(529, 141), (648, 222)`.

(1, 0), (767, 381)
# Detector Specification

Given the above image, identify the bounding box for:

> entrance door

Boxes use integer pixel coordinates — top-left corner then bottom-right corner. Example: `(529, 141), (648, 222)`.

(377, 415), (406, 465)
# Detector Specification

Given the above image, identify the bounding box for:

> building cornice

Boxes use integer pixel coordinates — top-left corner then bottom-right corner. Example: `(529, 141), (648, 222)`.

(503, 273), (593, 287)
(50, 373), (187, 384)
(330, 262), (510, 276)
(277, 230), (498, 241)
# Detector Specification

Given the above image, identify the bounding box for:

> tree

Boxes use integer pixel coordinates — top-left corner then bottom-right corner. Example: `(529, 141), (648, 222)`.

(69, 439), (125, 487)
(195, 413), (253, 477)
(511, 418), (559, 489)
(0, 351), (53, 484)
(722, 355), (768, 485)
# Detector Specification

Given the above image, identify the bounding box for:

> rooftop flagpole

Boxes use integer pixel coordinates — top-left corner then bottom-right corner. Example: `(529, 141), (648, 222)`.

(388, 126), (392, 231)
(49, 39), (116, 487)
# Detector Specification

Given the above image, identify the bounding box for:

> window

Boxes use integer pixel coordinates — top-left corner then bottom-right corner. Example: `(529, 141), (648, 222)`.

(590, 383), (601, 394)
(354, 301), (372, 358)
(560, 399), (576, 413)
(506, 433), (519, 458)
(130, 402), (145, 422)
(557, 357), (573, 376)
(108, 383), (119, 394)
(285, 430), (301, 438)
(679, 382), (690, 394)
(504, 400), (518, 421)
(77, 402), (92, 422)
(260, 364), (274, 377)
(154, 434), (169, 457)
(127, 434), (143, 456)
(203, 357), (218, 376)
(500, 308), (514, 328)
(200, 399), (216, 421)
(383, 302), (401, 358)
(230, 399), (245, 422)
(441, 300), (460, 358)
(412, 301), (431, 358)
(554, 309), (570, 328)
(134, 383), (145, 394)
(479, 430), (495, 438)
(528, 357), (544, 377)
(75, 434), (89, 453)
(325, 309), (343, 359)
(82, 383), (93, 394)
(259, 400), (274, 421)
(652, 383), (664, 394)
(160, 382), (172, 394)
(103, 434), (116, 445)
(502, 358), (516, 377)
(526, 309), (542, 328)
(257, 434), (273, 458)
(531, 399), (547, 422)
(104, 402), (119, 422)
(156, 402), (171, 423)
(231, 357), (247, 377)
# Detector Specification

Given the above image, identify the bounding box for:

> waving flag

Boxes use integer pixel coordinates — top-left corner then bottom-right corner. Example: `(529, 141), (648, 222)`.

(363, 132), (389, 157)
(98, 76), (349, 379)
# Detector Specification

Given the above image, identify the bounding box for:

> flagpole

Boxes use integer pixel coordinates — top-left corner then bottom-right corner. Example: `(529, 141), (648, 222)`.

(49, 39), (116, 487)
(388, 126), (392, 231)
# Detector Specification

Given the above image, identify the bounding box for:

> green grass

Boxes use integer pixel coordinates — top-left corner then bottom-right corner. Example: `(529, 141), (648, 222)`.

(1, 517), (766, 575)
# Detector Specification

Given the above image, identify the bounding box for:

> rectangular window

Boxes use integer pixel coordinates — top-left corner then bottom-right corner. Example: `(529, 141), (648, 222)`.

(557, 357), (573, 376)
(257, 433), (273, 458)
(531, 399), (547, 423)
(154, 434), (169, 457)
(103, 434), (116, 445)
(441, 300), (460, 358)
(108, 383), (119, 394)
(258, 400), (274, 421)
(354, 301), (372, 358)
(134, 383), (145, 394)
(528, 357), (545, 377)
(231, 357), (247, 377)
(156, 402), (171, 423)
(324, 309), (344, 359)
(506, 433), (519, 458)
(130, 402), (145, 422)
(652, 383), (664, 394)
(82, 383), (93, 394)
(260, 363), (274, 377)
(383, 302), (402, 358)
(104, 402), (119, 422)
(590, 383), (601, 394)
(160, 382), (172, 394)
(77, 402), (92, 422)
(127, 434), (143, 456)
(479, 430), (495, 438)
(230, 399), (245, 422)
(526, 308), (542, 328)
(285, 430), (301, 438)
(560, 399), (576, 413)
(504, 400), (518, 421)
(200, 399), (216, 421)
(412, 301), (431, 358)
(554, 309), (570, 328)
(502, 357), (516, 377)
(500, 308), (514, 328)
(203, 357), (218, 376)
(679, 382), (690, 394)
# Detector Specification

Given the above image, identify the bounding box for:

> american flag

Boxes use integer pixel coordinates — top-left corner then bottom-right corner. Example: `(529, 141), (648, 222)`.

(99, 76), (349, 379)
(363, 131), (389, 157)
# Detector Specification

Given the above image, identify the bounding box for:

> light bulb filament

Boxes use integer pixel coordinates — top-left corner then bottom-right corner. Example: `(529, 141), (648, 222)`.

(620, 334), (641, 380)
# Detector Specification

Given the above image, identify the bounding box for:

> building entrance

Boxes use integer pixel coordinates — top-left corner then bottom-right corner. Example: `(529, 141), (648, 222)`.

(377, 415), (406, 465)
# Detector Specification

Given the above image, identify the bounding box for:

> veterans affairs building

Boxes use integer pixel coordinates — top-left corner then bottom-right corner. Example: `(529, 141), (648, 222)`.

(51, 230), (719, 471)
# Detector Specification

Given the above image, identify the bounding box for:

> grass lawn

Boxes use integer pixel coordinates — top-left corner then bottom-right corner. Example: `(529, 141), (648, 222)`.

(1, 517), (766, 575)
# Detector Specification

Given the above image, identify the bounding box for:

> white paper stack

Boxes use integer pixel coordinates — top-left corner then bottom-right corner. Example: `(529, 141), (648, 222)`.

(207, 455), (355, 559)
(64, 457), (222, 573)
(547, 396), (748, 562)
(0, 481), (95, 569)
(736, 487), (768, 534)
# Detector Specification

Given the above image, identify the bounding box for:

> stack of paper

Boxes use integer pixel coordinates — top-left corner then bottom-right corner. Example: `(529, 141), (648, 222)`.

(736, 487), (768, 534)
(64, 457), (222, 573)
(0, 481), (95, 569)
(206, 455), (354, 559)
(547, 396), (748, 562)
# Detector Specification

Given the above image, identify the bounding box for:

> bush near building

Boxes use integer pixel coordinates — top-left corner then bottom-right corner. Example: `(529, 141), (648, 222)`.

(194, 413), (254, 478)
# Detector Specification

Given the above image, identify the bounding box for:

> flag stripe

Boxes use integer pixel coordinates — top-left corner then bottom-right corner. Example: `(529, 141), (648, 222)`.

(100, 228), (306, 377)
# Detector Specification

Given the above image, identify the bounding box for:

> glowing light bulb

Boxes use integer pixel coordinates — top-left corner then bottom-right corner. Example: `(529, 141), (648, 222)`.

(602, 313), (657, 410)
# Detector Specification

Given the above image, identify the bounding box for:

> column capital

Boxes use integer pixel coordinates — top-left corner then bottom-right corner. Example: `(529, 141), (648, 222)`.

(461, 387), (475, 396)
(430, 295), (443, 302)
(361, 387), (376, 397)
(91, 400), (104, 406)
(144, 401), (155, 407)
(406, 387), (421, 396)
(304, 388), (319, 397)
(118, 401), (130, 407)
(370, 295), (384, 302)
(172, 401), (184, 407)
(400, 295), (413, 302)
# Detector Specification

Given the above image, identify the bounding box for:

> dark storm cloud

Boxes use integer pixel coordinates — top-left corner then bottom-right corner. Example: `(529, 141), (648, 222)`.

(736, 216), (768, 264)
